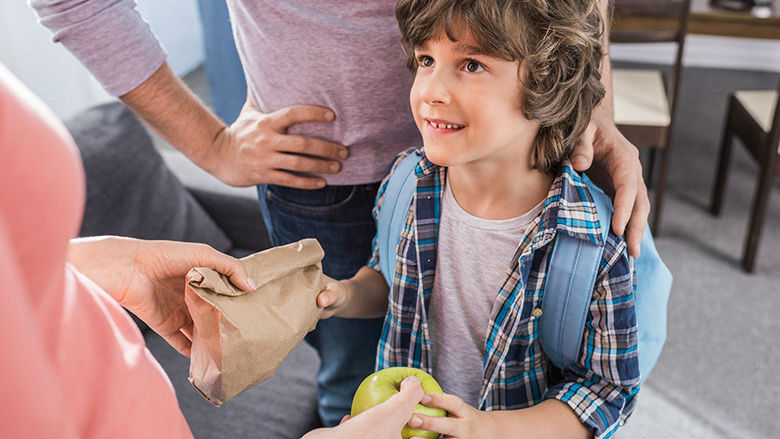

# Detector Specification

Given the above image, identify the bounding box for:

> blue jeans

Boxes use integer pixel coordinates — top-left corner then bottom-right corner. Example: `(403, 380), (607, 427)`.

(257, 183), (384, 427)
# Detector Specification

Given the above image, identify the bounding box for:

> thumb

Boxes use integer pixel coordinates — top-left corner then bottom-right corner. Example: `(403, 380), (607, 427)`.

(393, 376), (425, 407)
(193, 245), (257, 292)
(571, 122), (596, 171)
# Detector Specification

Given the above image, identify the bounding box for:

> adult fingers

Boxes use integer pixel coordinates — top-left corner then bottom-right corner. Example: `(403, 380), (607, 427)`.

(273, 151), (342, 175)
(191, 245), (256, 292)
(279, 134), (348, 161)
(164, 331), (193, 358)
(267, 104), (336, 131)
(263, 169), (328, 190)
(571, 122), (597, 171)
(624, 174), (650, 258)
(610, 179), (636, 238)
(395, 376), (425, 406)
(181, 322), (194, 341)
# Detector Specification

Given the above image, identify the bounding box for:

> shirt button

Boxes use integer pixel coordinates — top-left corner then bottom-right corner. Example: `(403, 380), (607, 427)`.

(532, 308), (543, 317)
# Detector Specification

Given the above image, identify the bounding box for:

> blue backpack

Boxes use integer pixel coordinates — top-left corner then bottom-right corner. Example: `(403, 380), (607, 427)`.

(377, 151), (672, 383)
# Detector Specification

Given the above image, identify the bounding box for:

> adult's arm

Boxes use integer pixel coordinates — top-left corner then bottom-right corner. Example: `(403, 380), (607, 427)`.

(31, 0), (347, 188)
(67, 236), (256, 356)
(571, 0), (651, 257)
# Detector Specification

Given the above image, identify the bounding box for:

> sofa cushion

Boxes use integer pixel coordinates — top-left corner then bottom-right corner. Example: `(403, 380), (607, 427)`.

(64, 102), (232, 252)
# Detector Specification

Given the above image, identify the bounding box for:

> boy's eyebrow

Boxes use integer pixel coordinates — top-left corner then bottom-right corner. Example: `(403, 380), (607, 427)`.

(454, 42), (489, 56)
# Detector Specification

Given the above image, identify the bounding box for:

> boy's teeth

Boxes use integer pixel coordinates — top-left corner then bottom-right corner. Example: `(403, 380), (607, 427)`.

(432, 121), (461, 129)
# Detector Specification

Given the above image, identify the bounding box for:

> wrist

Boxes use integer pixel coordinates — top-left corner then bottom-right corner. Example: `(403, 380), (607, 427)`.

(201, 122), (231, 174)
(67, 236), (139, 304)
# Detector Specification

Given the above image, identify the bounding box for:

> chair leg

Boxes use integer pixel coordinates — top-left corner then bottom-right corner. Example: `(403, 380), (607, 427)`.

(741, 162), (775, 273)
(711, 100), (735, 216)
(651, 145), (673, 235)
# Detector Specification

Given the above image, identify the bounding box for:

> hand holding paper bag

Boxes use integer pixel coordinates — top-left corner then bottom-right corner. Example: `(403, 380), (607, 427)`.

(185, 238), (325, 406)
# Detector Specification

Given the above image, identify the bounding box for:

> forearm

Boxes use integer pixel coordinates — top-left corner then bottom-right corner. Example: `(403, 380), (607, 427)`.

(338, 266), (389, 319)
(119, 63), (226, 170)
(487, 399), (592, 439)
(32, 0), (225, 170)
(66, 236), (135, 303)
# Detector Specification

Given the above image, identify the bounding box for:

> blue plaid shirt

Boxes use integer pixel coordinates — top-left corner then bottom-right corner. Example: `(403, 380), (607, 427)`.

(368, 148), (640, 439)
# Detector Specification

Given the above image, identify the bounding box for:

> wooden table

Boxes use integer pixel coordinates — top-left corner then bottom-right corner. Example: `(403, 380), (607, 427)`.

(613, 0), (780, 40)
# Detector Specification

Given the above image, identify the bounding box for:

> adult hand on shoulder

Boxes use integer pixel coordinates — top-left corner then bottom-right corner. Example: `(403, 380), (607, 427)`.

(301, 376), (425, 439)
(571, 108), (650, 257)
(67, 237), (256, 356)
(205, 99), (349, 188)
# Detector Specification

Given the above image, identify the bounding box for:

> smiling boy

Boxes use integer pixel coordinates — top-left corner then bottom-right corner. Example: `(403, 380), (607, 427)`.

(316, 1), (640, 438)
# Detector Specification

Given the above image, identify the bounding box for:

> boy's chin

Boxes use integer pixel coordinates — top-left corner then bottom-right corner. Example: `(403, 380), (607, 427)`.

(422, 144), (460, 168)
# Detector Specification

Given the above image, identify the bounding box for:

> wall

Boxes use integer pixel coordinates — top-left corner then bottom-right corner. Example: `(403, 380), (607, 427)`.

(610, 35), (780, 72)
(0, 0), (204, 119)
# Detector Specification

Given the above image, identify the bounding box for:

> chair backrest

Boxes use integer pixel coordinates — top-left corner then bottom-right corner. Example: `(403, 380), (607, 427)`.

(611, 0), (693, 117)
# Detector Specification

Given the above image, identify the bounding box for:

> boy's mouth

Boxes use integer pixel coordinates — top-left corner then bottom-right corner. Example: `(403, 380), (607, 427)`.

(424, 118), (466, 134)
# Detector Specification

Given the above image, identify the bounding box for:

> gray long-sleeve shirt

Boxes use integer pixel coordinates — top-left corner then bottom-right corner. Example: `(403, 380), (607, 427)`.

(31, 0), (420, 185)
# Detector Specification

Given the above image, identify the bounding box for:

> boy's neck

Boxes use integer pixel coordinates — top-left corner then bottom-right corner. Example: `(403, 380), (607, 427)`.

(446, 154), (554, 221)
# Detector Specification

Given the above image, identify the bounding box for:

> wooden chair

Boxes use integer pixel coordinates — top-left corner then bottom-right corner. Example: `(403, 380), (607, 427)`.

(710, 79), (780, 272)
(610, 0), (692, 234)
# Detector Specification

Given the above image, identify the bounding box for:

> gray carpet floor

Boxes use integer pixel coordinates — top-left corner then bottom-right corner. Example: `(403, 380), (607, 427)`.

(619, 62), (779, 439)
(150, 64), (780, 438)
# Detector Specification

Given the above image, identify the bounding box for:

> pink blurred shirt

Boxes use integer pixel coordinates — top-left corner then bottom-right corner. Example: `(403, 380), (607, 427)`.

(0, 64), (192, 438)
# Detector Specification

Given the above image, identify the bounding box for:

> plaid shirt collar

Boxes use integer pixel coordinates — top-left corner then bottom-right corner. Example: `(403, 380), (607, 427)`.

(413, 149), (605, 249)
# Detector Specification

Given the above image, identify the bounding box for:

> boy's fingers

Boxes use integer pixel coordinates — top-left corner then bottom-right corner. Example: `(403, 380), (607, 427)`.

(317, 292), (331, 307)
(420, 392), (467, 417)
(408, 413), (458, 436)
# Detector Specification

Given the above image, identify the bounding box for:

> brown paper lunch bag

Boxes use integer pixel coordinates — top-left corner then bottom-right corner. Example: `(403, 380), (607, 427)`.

(184, 238), (324, 406)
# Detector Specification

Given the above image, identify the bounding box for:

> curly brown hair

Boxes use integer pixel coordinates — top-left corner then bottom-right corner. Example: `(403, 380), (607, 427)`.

(396, 0), (606, 174)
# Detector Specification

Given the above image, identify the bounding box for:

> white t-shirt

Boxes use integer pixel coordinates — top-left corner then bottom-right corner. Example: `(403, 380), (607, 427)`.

(429, 179), (543, 407)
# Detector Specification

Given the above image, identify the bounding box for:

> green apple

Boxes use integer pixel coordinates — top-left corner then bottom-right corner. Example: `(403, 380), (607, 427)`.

(351, 367), (447, 439)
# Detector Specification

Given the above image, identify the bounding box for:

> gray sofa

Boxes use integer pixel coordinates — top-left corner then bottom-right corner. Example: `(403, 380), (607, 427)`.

(65, 102), (322, 438)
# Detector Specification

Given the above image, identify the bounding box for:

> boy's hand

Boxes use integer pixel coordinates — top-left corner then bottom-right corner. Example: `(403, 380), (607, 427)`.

(317, 275), (352, 319)
(571, 112), (650, 258)
(407, 392), (494, 439)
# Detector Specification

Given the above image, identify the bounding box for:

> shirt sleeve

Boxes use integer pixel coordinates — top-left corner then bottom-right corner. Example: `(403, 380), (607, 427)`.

(543, 233), (641, 439)
(0, 216), (80, 439)
(30, 0), (167, 96)
(366, 148), (418, 272)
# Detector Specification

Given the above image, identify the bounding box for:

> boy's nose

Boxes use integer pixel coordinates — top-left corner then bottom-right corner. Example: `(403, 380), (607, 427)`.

(420, 72), (451, 106)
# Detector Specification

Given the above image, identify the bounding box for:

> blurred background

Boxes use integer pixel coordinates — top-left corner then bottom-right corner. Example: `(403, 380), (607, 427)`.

(1, 1), (778, 438)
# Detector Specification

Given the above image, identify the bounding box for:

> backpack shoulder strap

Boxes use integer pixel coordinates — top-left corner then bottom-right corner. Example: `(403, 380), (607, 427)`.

(377, 151), (420, 287)
(540, 174), (612, 370)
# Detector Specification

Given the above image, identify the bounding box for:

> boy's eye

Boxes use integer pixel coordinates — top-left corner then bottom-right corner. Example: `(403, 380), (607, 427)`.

(418, 55), (434, 67)
(464, 60), (484, 73)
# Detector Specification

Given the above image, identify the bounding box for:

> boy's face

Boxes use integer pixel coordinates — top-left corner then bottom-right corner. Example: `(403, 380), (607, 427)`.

(410, 32), (540, 169)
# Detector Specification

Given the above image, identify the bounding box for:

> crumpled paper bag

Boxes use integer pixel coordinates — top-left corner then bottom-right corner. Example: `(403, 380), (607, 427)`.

(184, 238), (324, 406)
